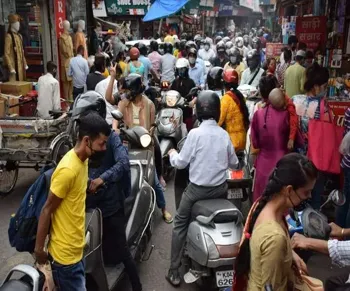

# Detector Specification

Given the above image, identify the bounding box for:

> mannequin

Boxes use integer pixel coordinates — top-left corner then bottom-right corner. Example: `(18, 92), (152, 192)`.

(59, 20), (74, 101)
(4, 14), (28, 81)
(74, 20), (88, 59)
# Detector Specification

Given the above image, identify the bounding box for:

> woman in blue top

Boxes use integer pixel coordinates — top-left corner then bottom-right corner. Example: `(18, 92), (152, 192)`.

(125, 47), (145, 77)
(291, 62), (330, 209)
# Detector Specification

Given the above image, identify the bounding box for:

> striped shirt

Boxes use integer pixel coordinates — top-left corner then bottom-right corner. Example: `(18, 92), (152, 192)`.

(328, 239), (350, 267)
(341, 108), (350, 169)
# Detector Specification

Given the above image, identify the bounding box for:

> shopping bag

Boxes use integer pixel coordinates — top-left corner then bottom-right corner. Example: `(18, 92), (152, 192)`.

(307, 100), (344, 174)
(294, 273), (324, 291)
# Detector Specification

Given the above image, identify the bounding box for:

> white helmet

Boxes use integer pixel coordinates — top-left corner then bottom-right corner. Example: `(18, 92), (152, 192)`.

(235, 37), (244, 48)
(176, 58), (189, 69)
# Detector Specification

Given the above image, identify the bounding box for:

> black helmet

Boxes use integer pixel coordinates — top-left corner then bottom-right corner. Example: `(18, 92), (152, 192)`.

(247, 49), (261, 70)
(215, 35), (222, 44)
(207, 67), (224, 90)
(188, 47), (197, 57)
(150, 40), (159, 52)
(164, 42), (173, 54)
(181, 32), (187, 40)
(185, 40), (197, 51)
(216, 41), (225, 53)
(72, 91), (106, 119)
(229, 47), (242, 65)
(196, 90), (221, 122)
(138, 42), (148, 56)
(122, 73), (145, 100)
(252, 37), (262, 50)
(225, 41), (234, 50)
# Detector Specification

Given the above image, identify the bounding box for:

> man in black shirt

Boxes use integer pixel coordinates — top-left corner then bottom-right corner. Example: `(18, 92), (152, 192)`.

(86, 54), (106, 91)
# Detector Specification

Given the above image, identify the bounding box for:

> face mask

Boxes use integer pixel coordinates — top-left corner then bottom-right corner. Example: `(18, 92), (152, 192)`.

(315, 89), (327, 98)
(230, 56), (237, 65)
(204, 45), (210, 51)
(189, 57), (196, 65)
(289, 189), (311, 212)
(200, 45), (204, 49)
(88, 142), (107, 168)
(178, 70), (187, 78)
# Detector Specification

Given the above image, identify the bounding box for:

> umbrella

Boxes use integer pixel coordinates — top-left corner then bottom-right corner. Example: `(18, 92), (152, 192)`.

(143, 0), (189, 22)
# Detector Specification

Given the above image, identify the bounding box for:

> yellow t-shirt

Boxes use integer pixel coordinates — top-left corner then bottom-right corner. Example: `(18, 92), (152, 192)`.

(164, 35), (174, 45)
(119, 61), (127, 75)
(174, 49), (179, 58)
(102, 68), (110, 78)
(48, 149), (88, 265)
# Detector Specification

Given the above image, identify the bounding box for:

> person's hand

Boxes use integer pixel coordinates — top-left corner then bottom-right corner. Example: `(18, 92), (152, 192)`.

(291, 233), (309, 250)
(110, 63), (118, 78)
(329, 222), (343, 238)
(287, 139), (294, 151)
(188, 100), (195, 108)
(89, 178), (104, 193)
(292, 250), (308, 275)
(25, 65), (29, 70)
(10, 69), (16, 74)
(168, 149), (177, 156)
(34, 248), (48, 265)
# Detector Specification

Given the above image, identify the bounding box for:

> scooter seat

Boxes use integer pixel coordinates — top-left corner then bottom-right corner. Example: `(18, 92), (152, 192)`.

(125, 165), (141, 218)
(0, 280), (32, 291)
(191, 199), (240, 223)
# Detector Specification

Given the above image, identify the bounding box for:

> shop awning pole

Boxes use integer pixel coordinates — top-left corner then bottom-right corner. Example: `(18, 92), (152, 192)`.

(158, 18), (163, 35)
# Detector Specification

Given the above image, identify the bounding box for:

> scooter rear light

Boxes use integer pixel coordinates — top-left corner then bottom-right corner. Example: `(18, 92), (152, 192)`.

(204, 233), (220, 260)
(216, 243), (240, 258)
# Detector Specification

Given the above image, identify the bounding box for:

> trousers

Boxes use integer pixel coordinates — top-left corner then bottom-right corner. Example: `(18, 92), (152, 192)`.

(170, 181), (228, 269)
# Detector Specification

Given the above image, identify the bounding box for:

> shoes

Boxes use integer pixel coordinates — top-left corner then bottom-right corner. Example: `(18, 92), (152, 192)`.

(162, 210), (173, 224)
(166, 269), (181, 287)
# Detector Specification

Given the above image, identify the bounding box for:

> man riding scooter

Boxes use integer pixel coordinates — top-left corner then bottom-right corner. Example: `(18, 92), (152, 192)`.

(166, 90), (239, 286)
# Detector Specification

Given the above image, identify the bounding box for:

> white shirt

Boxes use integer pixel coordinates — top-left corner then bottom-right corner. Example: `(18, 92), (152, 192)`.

(36, 73), (61, 119)
(240, 67), (265, 88)
(95, 76), (118, 125)
(198, 48), (216, 61)
(169, 120), (238, 186)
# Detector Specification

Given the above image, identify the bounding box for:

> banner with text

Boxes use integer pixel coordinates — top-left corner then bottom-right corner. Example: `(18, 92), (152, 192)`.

(218, 0), (233, 16)
(105, 0), (151, 15)
(295, 16), (327, 51)
(266, 43), (285, 58)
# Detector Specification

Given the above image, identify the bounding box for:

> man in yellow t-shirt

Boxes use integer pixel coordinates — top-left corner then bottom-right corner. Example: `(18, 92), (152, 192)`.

(164, 32), (174, 45)
(35, 111), (110, 290)
(224, 47), (246, 81)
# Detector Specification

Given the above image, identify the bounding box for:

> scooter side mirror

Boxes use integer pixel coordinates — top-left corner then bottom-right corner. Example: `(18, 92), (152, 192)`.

(329, 190), (346, 207)
(111, 110), (124, 121)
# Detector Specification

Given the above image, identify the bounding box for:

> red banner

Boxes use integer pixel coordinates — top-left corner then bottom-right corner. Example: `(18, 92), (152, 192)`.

(266, 43), (285, 58)
(54, 0), (66, 40)
(295, 16), (327, 51)
(328, 100), (350, 127)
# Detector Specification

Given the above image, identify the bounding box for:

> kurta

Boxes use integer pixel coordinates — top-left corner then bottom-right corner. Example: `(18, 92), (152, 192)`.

(4, 32), (27, 81)
(251, 105), (289, 201)
(59, 32), (74, 82)
(74, 31), (88, 59)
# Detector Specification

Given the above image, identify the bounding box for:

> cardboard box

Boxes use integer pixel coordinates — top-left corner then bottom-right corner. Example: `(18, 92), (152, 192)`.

(0, 94), (20, 116)
(0, 81), (32, 96)
(0, 100), (5, 118)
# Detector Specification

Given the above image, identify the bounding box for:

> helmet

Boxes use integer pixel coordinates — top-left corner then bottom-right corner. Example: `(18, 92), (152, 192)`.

(188, 47), (197, 57)
(222, 36), (230, 44)
(129, 47), (140, 60)
(150, 40), (159, 52)
(216, 42), (225, 53)
(194, 34), (202, 42)
(252, 37), (262, 50)
(246, 49), (261, 70)
(196, 90), (221, 122)
(215, 35), (222, 44)
(122, 73), (144, 100)
(225, 41), (234, 50)
(176, 57), (190, 69)
(235, 37), (244, 48)
(185, 40), (197, 50)
(181, 32), (187, 40)
(228, 47), (241, 65)
(243, 35), (249, 45)
(223, 69), (239, 86)
(164, 42), (173, 54)
(138, 42), (148, 56)
(72, 91), (106, 119)
(207, 67), (224, 90)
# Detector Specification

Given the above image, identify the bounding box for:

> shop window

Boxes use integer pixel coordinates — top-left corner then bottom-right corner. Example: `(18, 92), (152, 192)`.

(66, 0), (87, 32)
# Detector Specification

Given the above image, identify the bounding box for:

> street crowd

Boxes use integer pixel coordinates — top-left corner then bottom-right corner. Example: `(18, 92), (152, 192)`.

(22, 25), (350, 291)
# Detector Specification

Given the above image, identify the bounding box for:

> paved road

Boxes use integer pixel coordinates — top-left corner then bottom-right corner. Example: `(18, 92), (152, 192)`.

(0, 169), (349, 290)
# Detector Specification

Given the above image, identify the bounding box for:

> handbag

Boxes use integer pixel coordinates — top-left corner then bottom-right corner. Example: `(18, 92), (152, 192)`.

(307, 100), (344, 174)
(294, 273), (324, 291)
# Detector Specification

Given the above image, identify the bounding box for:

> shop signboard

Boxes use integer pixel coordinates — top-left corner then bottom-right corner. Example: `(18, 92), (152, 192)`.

(105, 0), (151, 15)
(54, 0), (66, 39)
(199, 0), (215, 8)
(328, 100), (350, 127)
(218, 0), (233, 16)
(266, 43), (284, 58)
(239, 0), (254, 10)
(295, 16), (327, 51)
(93, 0), (108, 17)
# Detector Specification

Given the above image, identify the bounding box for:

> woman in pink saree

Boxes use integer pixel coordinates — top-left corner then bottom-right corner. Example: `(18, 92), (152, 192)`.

(251, 89), (290, 202)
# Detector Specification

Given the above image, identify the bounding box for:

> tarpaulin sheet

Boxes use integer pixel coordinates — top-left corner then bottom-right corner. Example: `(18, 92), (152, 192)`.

(143, 0), (189, 22)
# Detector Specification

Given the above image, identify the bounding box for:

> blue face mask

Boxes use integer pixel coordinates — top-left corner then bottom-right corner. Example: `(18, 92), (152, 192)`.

(315, 90), (327, 98)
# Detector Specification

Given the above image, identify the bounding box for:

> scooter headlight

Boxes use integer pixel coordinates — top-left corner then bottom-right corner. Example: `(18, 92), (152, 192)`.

(204, 233), (220, 260)
(139, 134), (152, 148)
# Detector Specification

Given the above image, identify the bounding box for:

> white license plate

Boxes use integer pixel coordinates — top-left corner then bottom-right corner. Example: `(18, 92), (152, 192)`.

(227, 188), (243, 199)
(216, 270), (234, 287)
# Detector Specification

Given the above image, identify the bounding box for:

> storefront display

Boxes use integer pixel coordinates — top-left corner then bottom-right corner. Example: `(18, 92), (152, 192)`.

(74, 20), (88, 58)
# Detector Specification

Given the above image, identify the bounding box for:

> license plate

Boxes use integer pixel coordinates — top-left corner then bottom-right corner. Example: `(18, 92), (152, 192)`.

(227, 188), (243, 199)
(216, 270), (234, 287)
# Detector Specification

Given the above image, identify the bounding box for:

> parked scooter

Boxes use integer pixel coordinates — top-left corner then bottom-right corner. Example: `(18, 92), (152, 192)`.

(0, 110), (156, 291)
(156, 87), (198, 181)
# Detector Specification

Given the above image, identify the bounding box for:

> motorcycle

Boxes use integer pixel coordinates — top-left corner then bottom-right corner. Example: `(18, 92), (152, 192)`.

(0, 110), (156, 291)
(156, 87), (198, 181)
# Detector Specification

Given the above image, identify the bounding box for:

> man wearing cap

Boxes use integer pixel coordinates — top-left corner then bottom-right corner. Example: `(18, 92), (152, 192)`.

(284, 50), (306, 98)
(4, 14), (28, 81)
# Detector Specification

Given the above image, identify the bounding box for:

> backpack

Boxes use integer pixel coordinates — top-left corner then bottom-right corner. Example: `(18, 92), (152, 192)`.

(8, 166), (54, 253)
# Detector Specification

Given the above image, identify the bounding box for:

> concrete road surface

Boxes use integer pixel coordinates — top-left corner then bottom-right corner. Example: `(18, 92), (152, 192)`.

(0, 169), (349, 290)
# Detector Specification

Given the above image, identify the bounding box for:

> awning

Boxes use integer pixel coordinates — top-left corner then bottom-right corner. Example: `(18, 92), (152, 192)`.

(143, 0), (189, 22)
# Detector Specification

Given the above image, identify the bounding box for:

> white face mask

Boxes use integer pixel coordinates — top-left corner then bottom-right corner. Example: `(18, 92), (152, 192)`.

(204, 45), (210, 51)
(200, 45), (204, 49)
(12, 22), (20, 32)
(189, 57), (196, 65)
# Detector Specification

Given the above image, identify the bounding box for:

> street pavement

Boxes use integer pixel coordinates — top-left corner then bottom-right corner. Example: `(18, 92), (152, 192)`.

(0, 169), (349, 290)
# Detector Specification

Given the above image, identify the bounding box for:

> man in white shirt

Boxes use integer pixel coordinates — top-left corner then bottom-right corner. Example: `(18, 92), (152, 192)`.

(95, 76), (118, 129)
(240, 49), (264, 88)
(36, 61), (61, 119)
(198, 40), (215, 62)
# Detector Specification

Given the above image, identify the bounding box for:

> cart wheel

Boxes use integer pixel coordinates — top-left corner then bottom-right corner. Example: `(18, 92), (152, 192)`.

(0, 161), (19, 197)
(52, 137), (73, 165)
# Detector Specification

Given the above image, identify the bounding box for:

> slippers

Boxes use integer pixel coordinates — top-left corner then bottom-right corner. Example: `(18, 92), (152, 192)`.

(163, 210), (173, 224)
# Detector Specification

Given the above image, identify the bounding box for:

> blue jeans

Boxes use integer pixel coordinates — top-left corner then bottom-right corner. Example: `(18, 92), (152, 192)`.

(154, 173), (166, 209)
(336, 168), (350, 228)
(51, 258), (86, 291)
